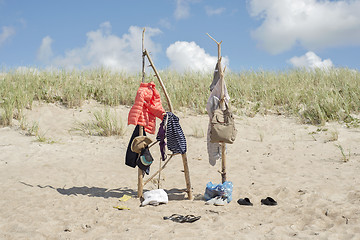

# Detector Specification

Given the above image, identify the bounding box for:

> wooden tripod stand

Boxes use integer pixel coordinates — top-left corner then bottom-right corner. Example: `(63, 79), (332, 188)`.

(136, 29), (193, 200)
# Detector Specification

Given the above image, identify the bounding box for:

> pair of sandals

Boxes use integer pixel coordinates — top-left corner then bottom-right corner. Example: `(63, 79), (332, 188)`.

(163, 214), (201, 223)
(237, 197), (277, 206)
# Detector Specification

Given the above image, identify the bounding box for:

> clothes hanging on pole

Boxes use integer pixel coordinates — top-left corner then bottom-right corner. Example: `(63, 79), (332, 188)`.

(206, 96), (222, 165)
(128, 81), (165, 134)
(165, 112), (187, 154)
(206, 63), (230, 166)
(207, 64), (230, 105)
(156, 116), (167, 161)
(209, 62), (220, 92)
(156, 112), (187, 156)
(125, 125), (151, 175)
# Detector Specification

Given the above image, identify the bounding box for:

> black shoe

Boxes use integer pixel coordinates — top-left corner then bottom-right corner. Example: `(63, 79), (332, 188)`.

(237, 197), (253, 206)
(261, 197), (277, 206)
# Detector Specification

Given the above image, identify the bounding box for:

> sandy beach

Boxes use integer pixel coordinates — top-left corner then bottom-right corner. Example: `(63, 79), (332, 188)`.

(1, 101), (360, 239)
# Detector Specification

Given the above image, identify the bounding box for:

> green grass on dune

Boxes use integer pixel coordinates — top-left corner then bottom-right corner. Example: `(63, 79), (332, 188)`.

(1, 67), (359, 127)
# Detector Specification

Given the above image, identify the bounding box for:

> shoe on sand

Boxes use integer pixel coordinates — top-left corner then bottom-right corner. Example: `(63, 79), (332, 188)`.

(261, 197), (277, 206)
(237, 197), (253, 206)
(205, 196), (227, 206)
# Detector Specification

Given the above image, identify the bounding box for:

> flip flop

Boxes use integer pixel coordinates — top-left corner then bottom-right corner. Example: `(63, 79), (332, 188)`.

(261, 197), (277, 206)
(113, 205), (130, 210)
(237, 197), (253, 206)
(119, 194), (132, 202)
(163, 214), (201, 223)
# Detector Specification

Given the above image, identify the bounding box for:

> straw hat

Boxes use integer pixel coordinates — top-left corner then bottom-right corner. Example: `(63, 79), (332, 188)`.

(131, 136), (153, 153)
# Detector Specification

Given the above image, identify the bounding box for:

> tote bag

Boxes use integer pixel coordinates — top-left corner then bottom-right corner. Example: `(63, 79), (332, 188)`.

(210, 103), (237, 144)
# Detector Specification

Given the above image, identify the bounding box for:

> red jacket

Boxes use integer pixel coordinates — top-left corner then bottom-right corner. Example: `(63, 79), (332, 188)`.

(128, 82), (165, 134)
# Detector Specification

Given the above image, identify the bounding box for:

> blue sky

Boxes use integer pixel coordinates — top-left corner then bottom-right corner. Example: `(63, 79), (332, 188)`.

(0, 0), (359, 73)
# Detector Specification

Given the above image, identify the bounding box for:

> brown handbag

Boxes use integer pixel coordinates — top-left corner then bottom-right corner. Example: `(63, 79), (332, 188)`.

(210, 102), (237, 144)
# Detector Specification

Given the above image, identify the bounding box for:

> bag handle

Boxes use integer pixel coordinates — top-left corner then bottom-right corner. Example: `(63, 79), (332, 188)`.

(218, 97), (229, 110)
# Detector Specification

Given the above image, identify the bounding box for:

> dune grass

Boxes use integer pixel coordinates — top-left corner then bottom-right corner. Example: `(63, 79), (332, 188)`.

(1, 67), (359, 129)
(71, 108), (126, 137)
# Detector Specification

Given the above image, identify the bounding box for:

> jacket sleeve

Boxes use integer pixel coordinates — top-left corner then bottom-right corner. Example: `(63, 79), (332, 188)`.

(128, 90), (145, 126)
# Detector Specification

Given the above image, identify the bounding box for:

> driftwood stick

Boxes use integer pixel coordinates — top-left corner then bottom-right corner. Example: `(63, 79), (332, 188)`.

(141, 28), (146, 83)
(137, 28), (146, 199)
(182, 153), (193, 200)
(207, 33), (224, 100)
(143, 48), (170, 190)
(157, 154), (161, 189)
(221, 143), (226, 183)
(139, 34), (192, 200)
(206, 33), (218, 43)
(143, 155), (174, 186)
(206, 33), (222, 61)
(144, 49), (173, 112)
(206, 33), (222, 45)
(144, 51), (193, 197)
(219, 64), (226, 183)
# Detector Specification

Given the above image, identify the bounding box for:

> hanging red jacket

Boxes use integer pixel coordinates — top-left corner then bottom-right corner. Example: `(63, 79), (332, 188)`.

(128, 82), (165, 134)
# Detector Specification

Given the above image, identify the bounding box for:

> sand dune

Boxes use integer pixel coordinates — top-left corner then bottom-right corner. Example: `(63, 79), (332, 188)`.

(1, 101), (360, 239)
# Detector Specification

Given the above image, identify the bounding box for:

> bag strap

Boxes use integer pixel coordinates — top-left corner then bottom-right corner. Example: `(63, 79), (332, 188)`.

(218, 97), (229, 110)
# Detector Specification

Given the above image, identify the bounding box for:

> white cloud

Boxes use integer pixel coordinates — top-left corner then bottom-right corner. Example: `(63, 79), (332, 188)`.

(37, 36), (53, 63)
(289, 51), (333, 69)
(0, 26), (15, 46)
(205, 6), (225, 16)
(166, 41), (229, 72)
(248, 0), (360, 54)
(174, 0), (191, 20)
(174, 0), (200, 20)
(39, 23), (162, 72)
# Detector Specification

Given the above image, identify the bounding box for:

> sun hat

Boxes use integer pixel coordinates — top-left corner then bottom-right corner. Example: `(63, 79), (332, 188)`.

(131, 136), (153, 153)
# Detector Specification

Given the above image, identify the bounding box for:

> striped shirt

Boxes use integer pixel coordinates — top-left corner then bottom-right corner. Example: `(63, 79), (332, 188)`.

(157, 112), (187, 154)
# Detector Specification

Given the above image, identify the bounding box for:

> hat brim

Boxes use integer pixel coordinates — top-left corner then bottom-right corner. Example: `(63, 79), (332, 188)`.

(131, 136), (153, 153)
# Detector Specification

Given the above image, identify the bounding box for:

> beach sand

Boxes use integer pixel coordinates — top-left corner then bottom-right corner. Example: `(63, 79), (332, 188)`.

(1, 101), (360, 239)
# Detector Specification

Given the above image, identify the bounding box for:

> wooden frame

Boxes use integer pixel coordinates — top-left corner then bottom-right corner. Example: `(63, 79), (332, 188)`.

(137, 29), (193, 200)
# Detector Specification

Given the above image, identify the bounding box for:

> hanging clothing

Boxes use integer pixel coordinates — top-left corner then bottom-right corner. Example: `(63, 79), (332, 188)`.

(206, 96), (221, 165)
(209, 62), (220, 92)
(125, 125), (151, 175)
(156, 117), (167, 161)
(128, 82), (165, 134)
(206, 63), (230, 166)
(156, 112), (187, 156)
(166, 112), (187, 154)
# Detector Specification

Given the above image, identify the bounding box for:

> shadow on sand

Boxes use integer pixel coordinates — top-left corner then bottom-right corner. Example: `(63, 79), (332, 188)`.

(20, 181), (196, 201)
(20, 181), (137, 199)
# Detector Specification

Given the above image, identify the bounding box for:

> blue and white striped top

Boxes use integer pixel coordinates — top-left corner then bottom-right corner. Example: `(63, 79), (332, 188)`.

(157, 112), (187, 154)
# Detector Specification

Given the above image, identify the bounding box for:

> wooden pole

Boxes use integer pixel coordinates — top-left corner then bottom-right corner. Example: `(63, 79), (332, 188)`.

(143, 49), (167, 190)
(144, 49), (173, 112)
(137, 29), (193, 200)
(207, 33), (227, 183)
(144, 49), (193, 200)
(137, 28), (146, 199)
(141, 28), (146, 83)
(218, 58), (227, 183)
(143, 154), (174, 186)
(182, 153), (193, 199)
